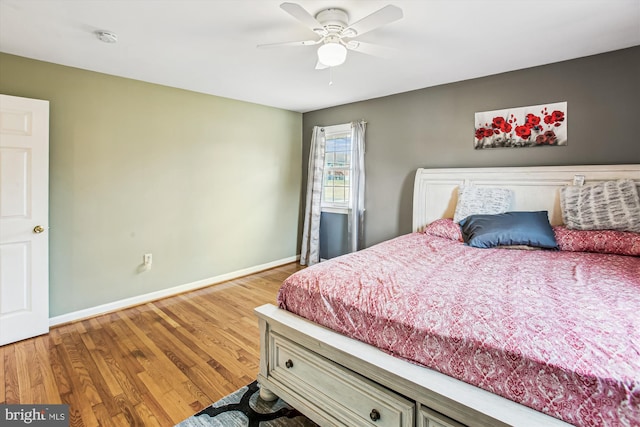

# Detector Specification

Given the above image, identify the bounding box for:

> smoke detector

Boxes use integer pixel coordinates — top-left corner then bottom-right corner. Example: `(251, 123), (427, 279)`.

(96, 31), (118, 43)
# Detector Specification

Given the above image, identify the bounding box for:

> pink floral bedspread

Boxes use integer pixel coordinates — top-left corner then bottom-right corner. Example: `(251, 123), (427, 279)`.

(278, 233), (640, 427)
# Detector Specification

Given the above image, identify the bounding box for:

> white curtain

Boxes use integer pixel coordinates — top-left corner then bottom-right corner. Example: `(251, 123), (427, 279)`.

(300, 121), (366, 265)
(300, 126), (326, 266)
(348, 120), (366, 253)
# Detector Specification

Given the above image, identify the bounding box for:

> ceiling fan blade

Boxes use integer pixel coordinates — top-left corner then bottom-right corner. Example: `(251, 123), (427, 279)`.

(344, 5), (403, 37)
(346, 40), (396, 58)
(257, 39), (321, 48)
(315, 60), (329, 70)
(280, 2), (323, 33)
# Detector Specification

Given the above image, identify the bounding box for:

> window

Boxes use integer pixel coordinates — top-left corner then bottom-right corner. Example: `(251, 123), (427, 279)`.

(322, 124), (352, 211)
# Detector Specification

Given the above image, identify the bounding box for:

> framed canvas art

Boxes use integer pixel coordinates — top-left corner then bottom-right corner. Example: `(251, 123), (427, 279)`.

(474, 102), (567, 149)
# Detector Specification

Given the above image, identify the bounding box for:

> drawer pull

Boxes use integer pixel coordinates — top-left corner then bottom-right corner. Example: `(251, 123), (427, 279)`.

(370, 409), (380, 421)
(285, 359), (294, 369)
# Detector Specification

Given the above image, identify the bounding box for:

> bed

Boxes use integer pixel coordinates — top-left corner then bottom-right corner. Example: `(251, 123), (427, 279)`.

(255, 164), (640, 427)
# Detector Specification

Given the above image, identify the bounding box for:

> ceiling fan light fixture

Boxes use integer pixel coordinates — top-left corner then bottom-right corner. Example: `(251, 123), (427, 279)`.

(317, 42), (347, 67)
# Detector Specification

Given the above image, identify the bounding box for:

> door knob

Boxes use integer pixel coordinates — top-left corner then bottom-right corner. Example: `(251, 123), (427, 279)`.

(33, 225), (45, 234)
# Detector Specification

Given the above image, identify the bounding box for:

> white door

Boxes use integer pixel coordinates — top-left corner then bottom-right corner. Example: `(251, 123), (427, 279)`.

(0, 94), (49, 345)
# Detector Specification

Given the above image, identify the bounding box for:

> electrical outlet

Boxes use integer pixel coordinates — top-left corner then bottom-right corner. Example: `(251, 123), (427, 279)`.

(143, 253), (152, 266)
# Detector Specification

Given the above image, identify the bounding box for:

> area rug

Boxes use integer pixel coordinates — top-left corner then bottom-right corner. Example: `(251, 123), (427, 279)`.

(175, 381), (319, 427)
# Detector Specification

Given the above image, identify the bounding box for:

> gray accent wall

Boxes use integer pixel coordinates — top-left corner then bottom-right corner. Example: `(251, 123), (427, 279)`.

(303, 46), (640, 248)
(319, 212), (349, 260)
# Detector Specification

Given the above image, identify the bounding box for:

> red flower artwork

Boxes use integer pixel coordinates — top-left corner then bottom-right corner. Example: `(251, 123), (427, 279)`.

(515, 125), (532, 139)
(492, 117), (506, 128)
(500, 122), (512, 133)
(525, 113), (541, 127)
(474, 102), (567, 149)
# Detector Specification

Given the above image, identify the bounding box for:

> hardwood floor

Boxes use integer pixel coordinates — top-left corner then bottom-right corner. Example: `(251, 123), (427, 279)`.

(1, 263), (304, 426)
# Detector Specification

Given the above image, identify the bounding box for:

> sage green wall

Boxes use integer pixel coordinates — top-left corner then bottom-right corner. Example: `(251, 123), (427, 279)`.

(0, 53), (302, 317)
(303, 46), (640, 247)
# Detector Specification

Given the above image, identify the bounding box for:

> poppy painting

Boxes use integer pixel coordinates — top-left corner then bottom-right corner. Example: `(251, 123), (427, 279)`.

(474, 102), (567, 149)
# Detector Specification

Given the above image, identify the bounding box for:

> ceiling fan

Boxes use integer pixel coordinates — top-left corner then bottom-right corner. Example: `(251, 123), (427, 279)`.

(258, 2), (403, 69)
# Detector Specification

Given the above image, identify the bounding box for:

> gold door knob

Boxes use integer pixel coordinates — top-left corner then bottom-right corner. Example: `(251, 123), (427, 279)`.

(33, 225), (45, 234)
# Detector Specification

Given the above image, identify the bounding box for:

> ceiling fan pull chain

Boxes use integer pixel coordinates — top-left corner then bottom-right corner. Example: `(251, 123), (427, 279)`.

(329, 67), (333, 86)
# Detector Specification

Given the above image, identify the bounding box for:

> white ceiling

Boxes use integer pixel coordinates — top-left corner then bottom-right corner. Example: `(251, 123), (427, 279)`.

(1, 0), (639, 113)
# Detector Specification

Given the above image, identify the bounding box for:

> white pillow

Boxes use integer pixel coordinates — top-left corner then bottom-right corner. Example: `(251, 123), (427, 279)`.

(560, 179), (640, 232)
(453, 186), (513, 223)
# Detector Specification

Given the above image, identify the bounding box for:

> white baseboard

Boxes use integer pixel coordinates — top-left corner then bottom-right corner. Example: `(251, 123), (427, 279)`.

(49, 255), (300, 327)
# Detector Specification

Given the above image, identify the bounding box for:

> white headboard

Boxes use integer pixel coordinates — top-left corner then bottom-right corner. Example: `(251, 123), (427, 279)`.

(413, 164), (640, 232)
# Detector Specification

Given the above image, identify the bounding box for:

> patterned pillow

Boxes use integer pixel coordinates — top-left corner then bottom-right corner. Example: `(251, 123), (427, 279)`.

(423, 218), (462, 241)
(560, 179), (640, 232)
(553, 226), (640, 256)
(453, 185), (513, 223)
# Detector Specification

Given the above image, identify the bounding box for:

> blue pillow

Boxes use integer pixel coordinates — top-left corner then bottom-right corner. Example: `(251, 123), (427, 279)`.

(459, 211), (558, 249)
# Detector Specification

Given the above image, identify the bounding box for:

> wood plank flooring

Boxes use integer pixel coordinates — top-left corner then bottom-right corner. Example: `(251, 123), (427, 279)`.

(1, 263), (304, 426)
